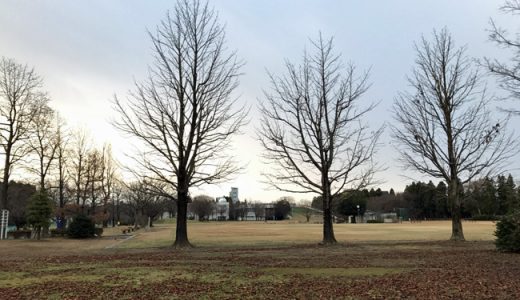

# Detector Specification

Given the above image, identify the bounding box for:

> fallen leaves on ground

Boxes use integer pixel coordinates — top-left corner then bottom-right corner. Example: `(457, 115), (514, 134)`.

(0, 241), (519, 299)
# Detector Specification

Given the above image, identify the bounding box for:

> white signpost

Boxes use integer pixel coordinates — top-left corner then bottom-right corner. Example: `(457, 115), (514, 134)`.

(0, 209), (8, 240)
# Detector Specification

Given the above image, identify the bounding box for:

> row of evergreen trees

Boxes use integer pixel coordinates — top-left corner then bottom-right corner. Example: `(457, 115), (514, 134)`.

(403, 174), (519, 219)
(310, 174), (520, 220)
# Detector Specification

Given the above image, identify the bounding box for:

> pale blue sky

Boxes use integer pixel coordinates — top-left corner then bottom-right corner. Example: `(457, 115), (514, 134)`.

(0, 1), (518, 201)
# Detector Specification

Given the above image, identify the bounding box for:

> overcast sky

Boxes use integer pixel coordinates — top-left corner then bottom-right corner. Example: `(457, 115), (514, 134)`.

(1, 0), (519, 202)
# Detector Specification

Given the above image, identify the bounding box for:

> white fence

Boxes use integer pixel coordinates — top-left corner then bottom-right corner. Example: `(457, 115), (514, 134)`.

(0, 209), (8, 240)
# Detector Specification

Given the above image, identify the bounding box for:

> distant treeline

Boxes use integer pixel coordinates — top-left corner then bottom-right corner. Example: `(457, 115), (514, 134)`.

(311, 174), (519, 220)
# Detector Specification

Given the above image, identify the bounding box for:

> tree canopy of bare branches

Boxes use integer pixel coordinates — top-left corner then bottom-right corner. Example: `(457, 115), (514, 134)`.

(486, 0), (520, 112)
(258, 35), (381, 245)
(53, 116), (70, 211)
(113, 0), (246, 247)
(70, 129), (91, 210)
(27, 101), (58, 191)
(189, 195), (215, 221)
(392, 29), (517, 241)
(125, 180), (167, 228)
(0, 57), (44, 210)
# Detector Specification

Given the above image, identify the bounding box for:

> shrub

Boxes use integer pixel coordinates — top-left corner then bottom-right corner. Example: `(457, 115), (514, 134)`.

(367, 219), (384, 223)
(7, 230), (32, 239)
(274, 199), (291, 220)
(67, 214), (96, 239)
(94, 227), (103, 237)
(471, 215), (500, 221)
(495, 212), (520, 253)
(50, 228), (67, 237)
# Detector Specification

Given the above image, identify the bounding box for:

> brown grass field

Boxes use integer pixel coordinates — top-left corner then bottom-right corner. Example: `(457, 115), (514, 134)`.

(0, 220), (519, 299)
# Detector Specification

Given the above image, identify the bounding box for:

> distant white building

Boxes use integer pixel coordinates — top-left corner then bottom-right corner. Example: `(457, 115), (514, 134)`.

(214, 197), (229, 220)
(230, 187), (239, 203)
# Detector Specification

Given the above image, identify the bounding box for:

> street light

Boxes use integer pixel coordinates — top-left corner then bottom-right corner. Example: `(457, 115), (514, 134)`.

(356, 205), (360, 223)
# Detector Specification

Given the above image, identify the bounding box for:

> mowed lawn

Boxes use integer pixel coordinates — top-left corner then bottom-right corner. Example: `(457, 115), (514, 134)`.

(122, 220), (496, 248)
(1, 221), (520, 299)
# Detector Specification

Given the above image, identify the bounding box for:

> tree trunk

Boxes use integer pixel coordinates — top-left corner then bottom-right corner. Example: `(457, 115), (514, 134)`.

(321, 190), (337, 245)
(449, 180), (465, 241)
(1, 147), (11, 211)
(103, 204), (108, 228)
(173, 189), (192, 248)
(111, 198), (116, 227)
(116, 199), (120, 225)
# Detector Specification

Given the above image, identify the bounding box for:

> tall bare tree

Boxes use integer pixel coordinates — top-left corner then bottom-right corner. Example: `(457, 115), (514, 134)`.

(54, 116), (70, 212)
(70, 128), (91, 210)
(392, 29), (517, 241)
(85, 148), (103, 216)
(28, 100), (58, 191)
(100, 143), (118, 227)
(0, 57), (43, 210)
(486, 0), (520, 113)
(114, 0), (246, 247)
(259, 35), (381, 245)
(51, 116), (70, 228)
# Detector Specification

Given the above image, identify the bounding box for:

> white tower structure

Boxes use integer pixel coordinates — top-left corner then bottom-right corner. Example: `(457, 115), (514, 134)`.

(230, 187), (238, 203)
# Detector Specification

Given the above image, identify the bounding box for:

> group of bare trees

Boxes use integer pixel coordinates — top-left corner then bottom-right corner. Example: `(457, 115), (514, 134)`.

(109, 0), (520, 248)
(68, 137), (120, 225)
(0, 57), (122, 228)
(3, 0), (520, 247)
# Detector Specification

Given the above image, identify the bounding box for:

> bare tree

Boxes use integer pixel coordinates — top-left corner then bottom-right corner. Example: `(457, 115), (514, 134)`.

(53, 116), (70, 216)
(392, 29), (517, 241)
(253, 202), (265, 220)
(189, 195), (214, 221)
(70, 128), (90, 210)
(28, 101), (58, 191)
(486, 0), (520, 113)
(113, 0), (246, 247)
(125, 180), (159, 228)
(0, 57), (43, 210)
(259, 35), (381, 244)
(100, 143), (117, 227)
(49, 116), (71, 229)
(85, 149), (103, 217)
(110, 179), (124, 227)
(128, 180), (167, 228)
(300, 200), (314, 222)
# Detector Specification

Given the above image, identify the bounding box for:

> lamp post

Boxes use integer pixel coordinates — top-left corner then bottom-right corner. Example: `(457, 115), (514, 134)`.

(356, 204), (360, 223)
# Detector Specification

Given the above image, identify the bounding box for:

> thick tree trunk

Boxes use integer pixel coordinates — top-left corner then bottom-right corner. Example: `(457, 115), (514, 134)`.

(173, 189), (192, 248)
(321, 190), (337, 245)
(449, 180), (465, 241)
(1, 148), (11, 211)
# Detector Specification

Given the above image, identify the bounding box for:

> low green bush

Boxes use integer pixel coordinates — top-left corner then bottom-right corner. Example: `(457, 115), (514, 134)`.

(50, 228), (67, 237)
(94, 227), (103, 237)
(7, 230), (32, 239)
(367, 219), (384, 223)
(67, 214), (96, 239)
(495, 212), (520, 253)
(471, 215), (500, 221)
